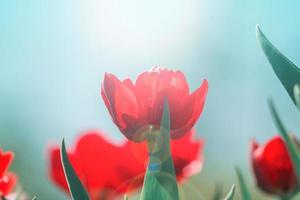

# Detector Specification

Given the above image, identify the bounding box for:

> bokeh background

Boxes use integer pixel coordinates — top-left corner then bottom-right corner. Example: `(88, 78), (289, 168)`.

(1, 0), (300, 199)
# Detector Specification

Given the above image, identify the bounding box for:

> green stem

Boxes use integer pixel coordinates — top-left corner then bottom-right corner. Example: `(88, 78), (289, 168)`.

(141, 102), (179, 200)
(146, 131), (157, 154)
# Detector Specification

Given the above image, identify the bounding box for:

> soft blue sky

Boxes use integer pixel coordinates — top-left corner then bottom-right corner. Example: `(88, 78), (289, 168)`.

(1, 1), (300, 199)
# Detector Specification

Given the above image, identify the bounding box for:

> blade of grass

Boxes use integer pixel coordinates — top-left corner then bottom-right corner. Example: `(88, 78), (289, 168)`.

(256, 25), (300, 105)
(61, 139), (90, 200)
(235, 168), (251, 200)
(140, 172), (172, 200)
(224, 185), (235, 200)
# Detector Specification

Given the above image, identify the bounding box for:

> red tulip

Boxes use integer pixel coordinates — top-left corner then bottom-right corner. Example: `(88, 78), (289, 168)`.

(0, 149), (17, 196)
(251, 136), (298, 197)
(49, 129), (203, 200)
(101, 67), (208, 142)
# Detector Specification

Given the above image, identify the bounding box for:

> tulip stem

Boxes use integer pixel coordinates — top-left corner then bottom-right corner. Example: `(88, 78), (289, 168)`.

(145, 128), (161, 155)
(146, 132), (157, 154)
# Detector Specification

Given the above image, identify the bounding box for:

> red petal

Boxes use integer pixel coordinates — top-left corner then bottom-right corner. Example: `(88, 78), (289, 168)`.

(0, 172), (17, 196)
(134, 70), (160, 123)
(49, 148), (69, 192)
(171, 79), (208, 139)
(171, 129), (204, 180)
(134, 68), (190, 123)
(49, 131), (124, 193)
(0, 150), (14, 177)
(156, 68), (190, 94)
(102, 73), (140, 139)
(109, 141), (147, 195)
(123, 78), (135, 92)
(251, 139), (259, 153)
(74, 131), (121, 189)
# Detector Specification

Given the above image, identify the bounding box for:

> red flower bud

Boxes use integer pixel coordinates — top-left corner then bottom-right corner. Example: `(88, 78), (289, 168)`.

(251, 136), (298, 197)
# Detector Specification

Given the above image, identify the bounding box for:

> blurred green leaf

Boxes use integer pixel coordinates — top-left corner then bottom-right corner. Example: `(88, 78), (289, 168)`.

(256, 25), (300, 105)
(140, 101), (179, 200)
(268, 99), (300, 185)
(61, 139), (90, 200)
(294, 84), (300, 110)
(141, 172), (172, 200)
(212, 184), (223, 200)
(235, 168), (251, 200)
(224, 185), (235, 200)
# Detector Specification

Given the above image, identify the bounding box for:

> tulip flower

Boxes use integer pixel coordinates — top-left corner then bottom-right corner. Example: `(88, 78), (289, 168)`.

(101, 67), (208, 142)
(0, 149), (17, 197)
(251, 136), (298, 198)
(49, 129), (203, 200)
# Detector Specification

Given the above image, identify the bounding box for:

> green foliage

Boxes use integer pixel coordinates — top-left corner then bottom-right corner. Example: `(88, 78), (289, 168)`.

(211, 184), (223, 200)
(293, 84), (300, 109)
(257, 25), (300, 200)
(224, 185), (235, 200)
(235, 168), (251, 200)
(256, 25), (300, 105)
(140, 101), (179, 200)
(140, 172), (173, 200)
(268, 100), (300, 189)
(61, 139), (90, 200)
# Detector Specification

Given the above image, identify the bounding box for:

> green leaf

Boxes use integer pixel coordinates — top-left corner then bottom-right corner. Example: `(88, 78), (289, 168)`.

(294, 84), (300, 110)
(61, 139), (90, 200)
(141, 172), (173, 200)
(140, 100), (179, 200)
(211, 184), (223, 200)
(256, 25), (300, 105)
(268, 99), (300, 185)
(224, 185), (235, 200)
(235, 168), (251, 200)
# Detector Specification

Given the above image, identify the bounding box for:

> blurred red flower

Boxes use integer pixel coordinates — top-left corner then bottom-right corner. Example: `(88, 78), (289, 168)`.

(101, 67), (208, 142)
(251, 136), (298, 197)
(0, 149), (17, 196)
(49, 129), (203, 200)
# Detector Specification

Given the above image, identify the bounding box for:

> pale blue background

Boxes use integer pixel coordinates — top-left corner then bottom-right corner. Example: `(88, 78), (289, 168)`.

(1, 0), (300, 199)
